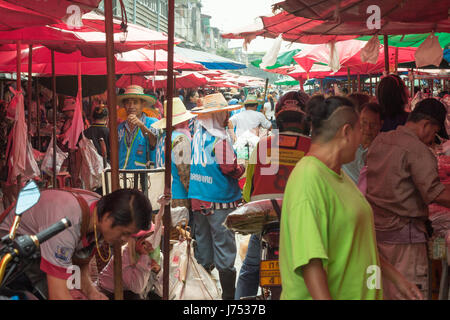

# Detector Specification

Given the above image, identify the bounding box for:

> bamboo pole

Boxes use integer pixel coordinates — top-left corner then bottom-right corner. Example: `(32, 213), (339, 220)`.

(104, 0), (123, 301)
(163, 0), (175, 301)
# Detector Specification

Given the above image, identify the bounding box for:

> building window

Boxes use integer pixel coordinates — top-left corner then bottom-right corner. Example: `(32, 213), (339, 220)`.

(136, 0), (168, 18)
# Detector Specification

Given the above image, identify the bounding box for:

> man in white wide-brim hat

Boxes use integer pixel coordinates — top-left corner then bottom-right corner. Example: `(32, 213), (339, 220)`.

(152, 97), (196, 210)
(117, 85), (159, 169)
(187, 92), (245, 300)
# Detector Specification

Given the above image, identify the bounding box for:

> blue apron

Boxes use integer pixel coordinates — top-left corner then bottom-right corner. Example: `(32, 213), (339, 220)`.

(155, 131), (189, 199)
(118, 116), (158, 169)
(188, 123), (242, 203)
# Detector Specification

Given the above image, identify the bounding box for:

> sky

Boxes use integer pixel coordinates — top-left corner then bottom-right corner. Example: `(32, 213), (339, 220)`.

(200, 0), (308, 53)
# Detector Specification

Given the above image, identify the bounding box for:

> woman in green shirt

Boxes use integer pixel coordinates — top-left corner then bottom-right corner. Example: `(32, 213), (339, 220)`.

(279, 95), (423, 300)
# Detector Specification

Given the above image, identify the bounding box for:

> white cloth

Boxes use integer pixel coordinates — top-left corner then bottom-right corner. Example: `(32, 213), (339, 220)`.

(229, 109), (272, 138)
(197, 112), (228, 140)
(97, 244), (153, 295)
(415, 34), (443, 68)
(360, 35), (380, 64)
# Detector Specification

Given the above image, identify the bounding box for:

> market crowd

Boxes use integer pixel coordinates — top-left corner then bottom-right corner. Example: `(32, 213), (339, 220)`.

(0, 75), (449, 300)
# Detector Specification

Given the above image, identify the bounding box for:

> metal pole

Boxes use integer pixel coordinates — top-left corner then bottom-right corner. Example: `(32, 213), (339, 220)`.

(163, 0), (175, 301)
(104, 0), (123, 301)
(16, 41), (21, 92)
(35, 78), (41, 152)
(51, 50), (57, 188)
(27, 45), (33, 135)
(384, 35), (389, 74)
(369, 75), (373, 96)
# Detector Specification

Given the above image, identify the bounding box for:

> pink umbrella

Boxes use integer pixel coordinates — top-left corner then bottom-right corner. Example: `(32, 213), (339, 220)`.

(0, 0), (102, 31)
(116, 72), (208, 89)
(293, 40), (417, 74)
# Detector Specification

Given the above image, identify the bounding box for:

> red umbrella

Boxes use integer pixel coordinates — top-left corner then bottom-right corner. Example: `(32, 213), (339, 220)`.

(0, 12), (181, 57)
(0, 0), (102, 31)
(116, 72), (208, 89)
(0, 46), (201, 75)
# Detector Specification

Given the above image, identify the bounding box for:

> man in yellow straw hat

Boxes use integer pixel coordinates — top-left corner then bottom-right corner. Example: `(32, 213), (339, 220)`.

(152, 97), (196, 211)
(117, 85), (159, 169)
(188, 92), (244, 300)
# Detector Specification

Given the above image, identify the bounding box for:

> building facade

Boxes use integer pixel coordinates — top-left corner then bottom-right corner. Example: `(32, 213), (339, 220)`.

(99, 0), (228, 52)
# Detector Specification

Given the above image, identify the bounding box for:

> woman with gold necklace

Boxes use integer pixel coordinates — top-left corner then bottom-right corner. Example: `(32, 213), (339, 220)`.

(0, 188), (153, 300)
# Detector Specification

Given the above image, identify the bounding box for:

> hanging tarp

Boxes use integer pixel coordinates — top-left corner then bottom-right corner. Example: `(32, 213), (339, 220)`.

(251, 49), (301, 70)
(174, 46), (246, 70)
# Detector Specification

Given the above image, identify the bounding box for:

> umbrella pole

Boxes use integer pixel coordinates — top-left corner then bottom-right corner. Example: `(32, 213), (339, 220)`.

(51, 50), (57, 188)
(163, 0), (175, 301)
(384, 35), (389, 74)
(16, 41), (21, 92)
(104, 0), (123, 301)
(27, 45), (33, 136)
(369, 75), (373, 96)
(35, 78), (41, 152)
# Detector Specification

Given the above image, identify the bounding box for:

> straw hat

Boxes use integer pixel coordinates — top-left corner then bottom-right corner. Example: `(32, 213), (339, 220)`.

(190, 93), (243, 115)
(62, 98), (77, 112)
(117, 85), (156, 108)
(243, 95), (259, 106)
(151, 97), (196, 129)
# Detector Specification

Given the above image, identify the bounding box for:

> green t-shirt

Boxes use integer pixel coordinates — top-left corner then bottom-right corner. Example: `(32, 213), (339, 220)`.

(279, 156), (383, 300)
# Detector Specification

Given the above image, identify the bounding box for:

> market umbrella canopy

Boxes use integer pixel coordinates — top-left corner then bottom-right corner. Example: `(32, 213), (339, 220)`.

(251, 49), (301, 70)
(0, 12), (182, 57)
(222, 10), (450, 44)
(293, 40), (417, 74)
(274, 0), (450, 23)
(356, 33), (450, 48)
(116, 72), (208, 89)
(0, 46), (204, 75)
(174, 46), (246, 70)
(0, 0), (102, 31)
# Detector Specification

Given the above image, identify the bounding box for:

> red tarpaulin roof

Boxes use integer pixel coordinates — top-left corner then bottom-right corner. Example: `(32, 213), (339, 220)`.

(222, 10), (450, 44)
(275, 0), (450, 23)
(0, 0), (102, 31)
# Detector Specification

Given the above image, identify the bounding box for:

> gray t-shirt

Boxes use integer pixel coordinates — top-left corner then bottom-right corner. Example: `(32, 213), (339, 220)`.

(0, 189), (100, 279)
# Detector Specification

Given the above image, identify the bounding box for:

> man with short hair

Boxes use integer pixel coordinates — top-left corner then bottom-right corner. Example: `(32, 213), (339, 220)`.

(342, 102), (383, 184)
(117, 85), (158, 169)
(366, 98), (450, 299)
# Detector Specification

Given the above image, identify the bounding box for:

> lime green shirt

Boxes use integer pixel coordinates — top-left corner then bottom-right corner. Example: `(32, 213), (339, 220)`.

(279, 156), (383, 300)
